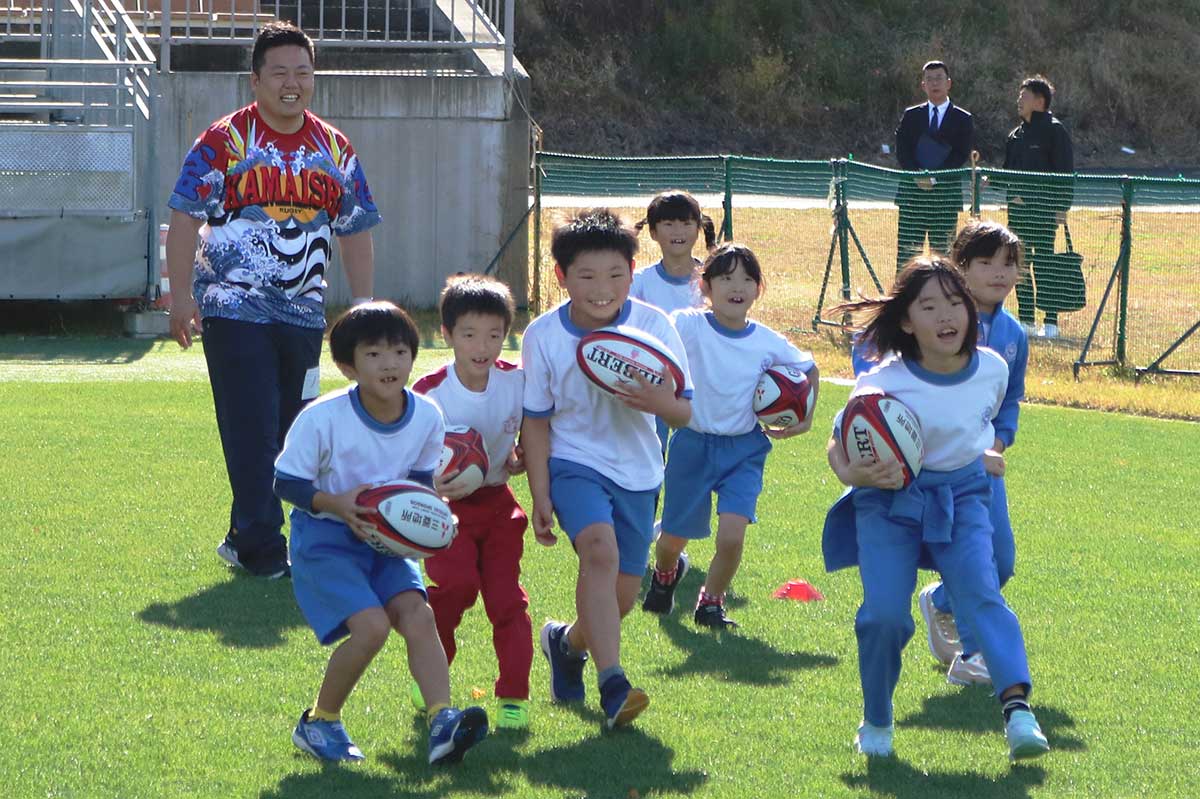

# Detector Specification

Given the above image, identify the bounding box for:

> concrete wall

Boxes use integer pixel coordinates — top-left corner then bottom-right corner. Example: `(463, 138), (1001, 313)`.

(156, 63), (531, 309)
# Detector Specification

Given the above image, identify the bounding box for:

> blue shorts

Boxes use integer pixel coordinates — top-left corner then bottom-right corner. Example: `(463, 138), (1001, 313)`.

(289, 511), (426, 645)
(548, 457), (658, 576)
(661, 427), (772, 540)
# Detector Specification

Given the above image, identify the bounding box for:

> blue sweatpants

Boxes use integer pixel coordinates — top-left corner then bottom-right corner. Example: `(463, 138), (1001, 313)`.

(202, 317), (323, 572)
(852, 465), (1032, 728)
(930, 473), (1016, 656)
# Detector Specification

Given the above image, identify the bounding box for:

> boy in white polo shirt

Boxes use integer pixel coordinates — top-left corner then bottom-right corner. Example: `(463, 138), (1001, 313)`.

(521, 208), (694, 729)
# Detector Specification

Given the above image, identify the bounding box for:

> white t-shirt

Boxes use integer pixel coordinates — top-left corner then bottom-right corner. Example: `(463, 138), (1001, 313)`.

(413, 360), (523, 487)
(275, 386), (445, 520)
(840, 349), (1008, 472)
(522, 298), (694, 492)
(672, 308), (815, 436)
(630, 261), (703, 314)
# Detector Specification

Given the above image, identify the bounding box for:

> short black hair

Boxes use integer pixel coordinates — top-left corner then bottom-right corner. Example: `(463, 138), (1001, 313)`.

(1021, 75), (1055, 110)
(251, 21), (315, 74)
(922, 60), (950, 78)
(702, 242), (764, 287)
(951, 220), (1025, 276)
(439, 273), (515, 332)
(328, 301), (420, 366)
(550, 207), (638, 272)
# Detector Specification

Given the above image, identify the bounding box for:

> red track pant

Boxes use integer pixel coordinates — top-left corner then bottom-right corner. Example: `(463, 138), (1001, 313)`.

(424, 483), (532, 700)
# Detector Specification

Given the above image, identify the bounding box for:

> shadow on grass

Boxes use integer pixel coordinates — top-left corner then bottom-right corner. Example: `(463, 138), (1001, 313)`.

(138, 572), (305, 648)
(259, 717), (704, 799)
(0, 332), (155, 363)
(901, 690), (1085, 753)
(842, 757), (1048, 799)
(644, 564), (839, 686)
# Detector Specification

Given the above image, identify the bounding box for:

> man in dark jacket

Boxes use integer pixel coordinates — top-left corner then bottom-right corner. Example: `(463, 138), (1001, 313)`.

(894, 60), (974, 270)
(1003, 75), (1074, 336)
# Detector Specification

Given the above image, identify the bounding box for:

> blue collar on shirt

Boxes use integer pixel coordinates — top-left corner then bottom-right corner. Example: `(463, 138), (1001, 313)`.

(704, 310), (756, 339)
(905, 351), (979, 385)
(557, 299), (633, 338)
(654, 261), (697, 286)
(349, 385), (415, 432)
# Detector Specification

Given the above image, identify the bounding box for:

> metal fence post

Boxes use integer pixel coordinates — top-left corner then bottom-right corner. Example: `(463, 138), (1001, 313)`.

(837, 160), (852, 301)
(503, 0), (513, 78)
(160, 0), (170, 73)
(531, 150), (542, 315)
(1117, 178), (1133, 365)
(721, 155), (734, 241)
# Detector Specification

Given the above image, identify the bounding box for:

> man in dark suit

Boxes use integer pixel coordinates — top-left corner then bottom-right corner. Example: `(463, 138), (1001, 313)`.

(894, 60), (974, 270)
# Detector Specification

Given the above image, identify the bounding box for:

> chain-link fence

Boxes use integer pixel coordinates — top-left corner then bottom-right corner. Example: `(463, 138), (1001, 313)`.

(531, 152), (1200, 378)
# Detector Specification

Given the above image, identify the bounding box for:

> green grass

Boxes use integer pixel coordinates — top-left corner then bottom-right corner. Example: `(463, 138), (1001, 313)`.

(1, 340), (1198, 798)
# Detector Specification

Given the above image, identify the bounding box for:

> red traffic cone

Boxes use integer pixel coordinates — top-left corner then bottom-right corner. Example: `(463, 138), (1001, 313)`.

(773, 579), (824, 601)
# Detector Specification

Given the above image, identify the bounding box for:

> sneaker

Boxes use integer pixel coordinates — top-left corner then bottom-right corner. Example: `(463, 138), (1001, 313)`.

(292, 709), (365, 762)
(495, 698), (530, 730)
(918, 582), (960, 666)
(694, 602), (737, 629)
(217, 540), (289, 579)
(642, 551), (689, 614)
(1019, 321), (1038, 337)
(854, 721), (894, 757)
(1005, 709), (1050, 760)
(428, 706), (488, 765)
(947, 652), (992, 686)
(539, 621), (587, 703)
(1039, 323), (1059, 339)
(599, 673), (649, 730)
(409, 681), (427, 714)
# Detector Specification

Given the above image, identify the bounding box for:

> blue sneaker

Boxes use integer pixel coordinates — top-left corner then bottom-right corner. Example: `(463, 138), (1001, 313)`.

(854, 721), (894, 757)
(428, 706), (489, 765)
(599, 673), (649, 730)
(540, 621), (587, 703)
(1006, 709), (1050, 760)
(292, 709), (365, 762)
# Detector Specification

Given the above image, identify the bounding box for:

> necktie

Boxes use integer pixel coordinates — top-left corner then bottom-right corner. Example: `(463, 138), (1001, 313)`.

(930, 106), (940, 132)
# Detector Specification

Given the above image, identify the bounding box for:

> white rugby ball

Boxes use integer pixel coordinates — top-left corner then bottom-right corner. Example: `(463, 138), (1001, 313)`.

(576, 325), (685, 399)
(753, 363), (816, 428)
(435, 425), (489, 496)
(840, 388), (923, 487)
(356, 480), (456, 559)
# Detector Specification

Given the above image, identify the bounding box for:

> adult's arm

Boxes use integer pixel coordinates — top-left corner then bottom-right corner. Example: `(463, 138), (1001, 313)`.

(165, 210), (204, 348)
(895, 109), (919, 171)
(337, 230), (375, 300)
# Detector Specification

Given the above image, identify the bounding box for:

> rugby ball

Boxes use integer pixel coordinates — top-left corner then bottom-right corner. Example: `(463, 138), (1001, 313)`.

(435, 425), (489, 496)
(840, 388), (924, 487)
(356, 480), (456, 559)
(577, 325), (685, 399)
(753, 364), (816, 428)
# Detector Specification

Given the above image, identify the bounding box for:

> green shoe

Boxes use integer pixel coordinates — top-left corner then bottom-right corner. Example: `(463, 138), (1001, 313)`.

(410, 681), (427, 714)
(1006, 709), (1050, 761)
(496, 698), (530, 729)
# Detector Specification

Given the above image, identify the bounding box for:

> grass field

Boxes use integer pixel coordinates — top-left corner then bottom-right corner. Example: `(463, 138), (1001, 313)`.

(2, 337), (1197, 798)
(531, 204), (1200, 421)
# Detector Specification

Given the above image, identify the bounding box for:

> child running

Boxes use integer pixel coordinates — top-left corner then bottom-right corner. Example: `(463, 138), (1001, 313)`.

(522, 208), (693, 729)
(642, 243), (819, 628)
(274, 302), (488, 764)
(413, 274), (534, 729)
(823, 256), (1049, 761)
(631, 189), (717, 314)
(851, 222), (1028, 687)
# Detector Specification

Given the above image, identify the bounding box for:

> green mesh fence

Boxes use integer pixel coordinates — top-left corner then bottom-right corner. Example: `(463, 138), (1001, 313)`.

(533, 152), (1200, 376)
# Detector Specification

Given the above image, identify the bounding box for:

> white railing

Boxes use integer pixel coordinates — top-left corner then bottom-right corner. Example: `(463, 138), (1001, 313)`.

(0, 56), (154, 124)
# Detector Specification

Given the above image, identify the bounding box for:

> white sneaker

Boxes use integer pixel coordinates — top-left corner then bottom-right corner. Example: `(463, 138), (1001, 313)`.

(854, 721), (894, 757)
(1038, 323), (1059, 339)
(946, 652), (992, 686)
(917, 582), (961, 666)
